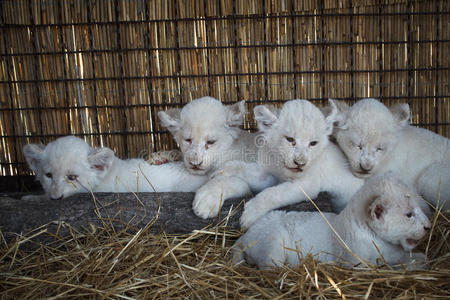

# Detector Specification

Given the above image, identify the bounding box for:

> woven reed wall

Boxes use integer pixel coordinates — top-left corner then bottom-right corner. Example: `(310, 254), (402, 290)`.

(0, 0), (449, 177)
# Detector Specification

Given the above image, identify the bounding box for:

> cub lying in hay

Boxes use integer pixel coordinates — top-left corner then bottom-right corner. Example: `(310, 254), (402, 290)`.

(23, 136), (207, 200)
(232, 172), (431, 269)
(159, 96), (278, 218)
(332, 98), (450, 211)
(196, 99), (364, 227)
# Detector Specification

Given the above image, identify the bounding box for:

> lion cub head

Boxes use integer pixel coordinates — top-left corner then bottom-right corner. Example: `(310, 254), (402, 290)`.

(253, 99), (337, 180)
(333, 98), (410, 178)
(362, 173), (431, 251)
(158, 97), (246, 175)
(23, 136), (115, 200)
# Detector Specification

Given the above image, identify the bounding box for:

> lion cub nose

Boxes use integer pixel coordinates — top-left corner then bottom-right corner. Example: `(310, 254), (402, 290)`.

(359, 163), (372, 172)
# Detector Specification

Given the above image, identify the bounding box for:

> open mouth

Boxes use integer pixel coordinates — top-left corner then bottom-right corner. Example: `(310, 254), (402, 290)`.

(189, 166), (208, 174)
(354, 169), (371, 177)
(286, 165), (303, 173)
(406, 238), (419, 246)
(191, 166), (204, 171)
(357, 169), (371, 174)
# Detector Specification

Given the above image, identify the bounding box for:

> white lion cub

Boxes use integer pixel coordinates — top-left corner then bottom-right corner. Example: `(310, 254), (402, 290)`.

(233, 172), (431, 269)
(23, 136), (208, 200)
(333, 98), (449, 210)
(218, 99), (364, 228)
(158, 96), (278, 218)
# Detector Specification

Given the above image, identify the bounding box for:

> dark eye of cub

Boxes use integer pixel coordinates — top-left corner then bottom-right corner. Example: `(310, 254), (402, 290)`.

(185, 138), (192, 143)
(67, 175), (78, 181)
(285, 136), (295, 143)
(309, 141), (318, 147)
(206, 140), (216, 145)
(45, 173), (52, 178)
(406, 212), (413, 218)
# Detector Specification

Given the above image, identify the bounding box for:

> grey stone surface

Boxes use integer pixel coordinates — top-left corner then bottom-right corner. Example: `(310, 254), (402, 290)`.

(0, 192), (332, 245)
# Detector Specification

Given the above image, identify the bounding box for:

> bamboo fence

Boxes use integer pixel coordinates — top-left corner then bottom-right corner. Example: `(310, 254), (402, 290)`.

(0, 0), (449, 177)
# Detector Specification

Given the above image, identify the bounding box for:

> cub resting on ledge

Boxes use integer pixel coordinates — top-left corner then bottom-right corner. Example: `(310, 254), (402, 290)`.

(23, 136), (207, 200)
(232, 172), (431, 269)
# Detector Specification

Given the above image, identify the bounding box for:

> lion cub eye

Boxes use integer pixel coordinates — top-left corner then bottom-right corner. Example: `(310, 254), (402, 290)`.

(285, 136), (295, 144)
(206, 140), (216, 145)
(406, 212), (414, 218)
(184, 138), (192, 144)
(376, 147), (383, 152)
(45, 173), (52, 178)
(309, 141), (318, 147)
(67, 175), (78, 181)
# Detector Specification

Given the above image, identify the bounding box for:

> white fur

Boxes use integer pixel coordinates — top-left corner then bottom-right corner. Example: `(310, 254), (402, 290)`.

(159, 97), (278, 218)
(333, 98), (450, 211)
(233, 172), (431, 269)
(23, 136), (208, 200)
(233, 99), (364, 228)
(158, 96), (251, 175)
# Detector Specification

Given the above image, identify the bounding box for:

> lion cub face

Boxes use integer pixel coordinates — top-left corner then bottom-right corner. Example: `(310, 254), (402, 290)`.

(366, 176), (430, 251)
(254, 99), (336, 180)
(23, 136), (114, 200)
(158, 97), (246, 175)
(334, 98), (409, 178)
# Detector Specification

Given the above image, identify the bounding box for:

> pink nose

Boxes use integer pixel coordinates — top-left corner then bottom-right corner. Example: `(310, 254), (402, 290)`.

(359, 163), (372, 172)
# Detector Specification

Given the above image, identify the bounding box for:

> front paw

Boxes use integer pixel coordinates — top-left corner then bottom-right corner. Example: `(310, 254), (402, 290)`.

(240, 199), (267, 229)
(192, 185), (225, 219)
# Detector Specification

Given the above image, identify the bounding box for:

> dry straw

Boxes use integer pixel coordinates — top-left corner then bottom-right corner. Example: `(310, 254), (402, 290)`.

(0, 201), (449, 299)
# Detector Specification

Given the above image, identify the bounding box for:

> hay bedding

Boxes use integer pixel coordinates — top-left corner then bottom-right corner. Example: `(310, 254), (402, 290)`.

(0, 206), (449, 299)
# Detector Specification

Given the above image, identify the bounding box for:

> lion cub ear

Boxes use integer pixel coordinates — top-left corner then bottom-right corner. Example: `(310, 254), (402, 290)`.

(253, 105), (279, 132)
(389, 103), (410, 127)
(23, 143), (46, 173)
(88, 147), (115, 172)
(158, 108), (182, 134)
(327, 98), (350, 131)
(226, 100), (247, 128)
(368, 196), (386, 220)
